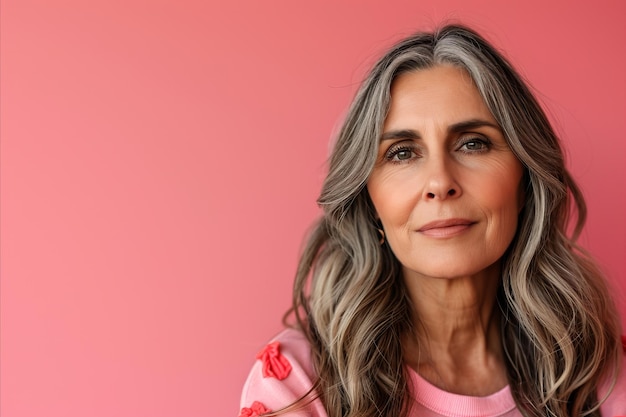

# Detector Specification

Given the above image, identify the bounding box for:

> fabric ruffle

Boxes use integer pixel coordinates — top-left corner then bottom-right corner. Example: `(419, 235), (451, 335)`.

(256, 341), (292, 380)
(238, 400), (270, 417)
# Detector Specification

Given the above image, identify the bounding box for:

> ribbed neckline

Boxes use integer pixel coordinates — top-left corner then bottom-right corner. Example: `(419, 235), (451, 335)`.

(407, 366), (517, 417)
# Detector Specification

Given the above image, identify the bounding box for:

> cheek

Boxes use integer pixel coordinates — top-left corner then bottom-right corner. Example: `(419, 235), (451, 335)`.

(367, 171), (420, 226)
(480, 167), (524, 232)
(475, 156), (524, 203)
(483, 181), (521, 212)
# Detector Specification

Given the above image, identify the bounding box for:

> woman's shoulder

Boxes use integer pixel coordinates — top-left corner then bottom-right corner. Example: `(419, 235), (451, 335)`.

(599, 339), (626, 416)
(238, 328), (327, 417)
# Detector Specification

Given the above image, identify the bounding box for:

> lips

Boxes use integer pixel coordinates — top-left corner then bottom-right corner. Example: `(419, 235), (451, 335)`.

(417, 218), (475, 237)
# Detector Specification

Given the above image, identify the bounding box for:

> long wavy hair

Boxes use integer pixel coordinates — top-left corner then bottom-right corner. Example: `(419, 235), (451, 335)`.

(287, 24), (622, 417)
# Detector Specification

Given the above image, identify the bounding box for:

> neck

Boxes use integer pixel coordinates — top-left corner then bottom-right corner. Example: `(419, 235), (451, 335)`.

(402, 261), (508, 395)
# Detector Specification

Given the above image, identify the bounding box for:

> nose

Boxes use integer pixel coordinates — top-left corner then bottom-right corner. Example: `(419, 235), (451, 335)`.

(422, 156), (461, 201)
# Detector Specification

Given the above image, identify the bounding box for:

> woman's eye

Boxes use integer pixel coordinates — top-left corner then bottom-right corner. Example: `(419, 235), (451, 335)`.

(395, 150), (414, 160)
(460, 138), (490, 152)
(385, 146), (417, 162)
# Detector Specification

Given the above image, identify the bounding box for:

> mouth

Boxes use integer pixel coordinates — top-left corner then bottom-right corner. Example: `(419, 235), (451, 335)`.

(417, 218), (475, 237)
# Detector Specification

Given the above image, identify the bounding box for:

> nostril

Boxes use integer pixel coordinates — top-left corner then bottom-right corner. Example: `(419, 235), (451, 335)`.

(448, 189), (456, 196)
(427, 192), (435, 199)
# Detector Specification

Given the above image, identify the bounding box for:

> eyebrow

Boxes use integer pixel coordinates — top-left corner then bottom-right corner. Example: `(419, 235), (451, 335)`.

(380, 118), (502, 142)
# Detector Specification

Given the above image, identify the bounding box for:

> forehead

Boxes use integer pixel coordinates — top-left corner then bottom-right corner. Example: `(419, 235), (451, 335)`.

(385, 65), (496, 129)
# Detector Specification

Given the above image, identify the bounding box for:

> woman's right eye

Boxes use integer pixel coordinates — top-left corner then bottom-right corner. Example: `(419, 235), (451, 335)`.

(395, 150), (414, 160)
(385, 146), (417, 163)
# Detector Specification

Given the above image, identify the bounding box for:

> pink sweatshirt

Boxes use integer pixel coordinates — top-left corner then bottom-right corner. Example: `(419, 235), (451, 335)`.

(239, 328), (626, 417)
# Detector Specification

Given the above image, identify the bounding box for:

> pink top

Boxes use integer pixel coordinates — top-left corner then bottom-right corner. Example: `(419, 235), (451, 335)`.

(239, 328), (626, 417)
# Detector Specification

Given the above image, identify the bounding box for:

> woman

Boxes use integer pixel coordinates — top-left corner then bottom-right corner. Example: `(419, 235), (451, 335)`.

(239, 24), (625, 417)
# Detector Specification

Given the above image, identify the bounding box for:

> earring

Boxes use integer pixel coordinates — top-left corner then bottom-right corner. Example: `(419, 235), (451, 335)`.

(377, 228), (385, 245)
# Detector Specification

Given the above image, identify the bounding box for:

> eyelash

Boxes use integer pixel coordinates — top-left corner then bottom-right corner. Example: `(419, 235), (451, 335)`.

(384, 136), (492, 163)
(458, 137), (491, 152)
(385, 144), (417, 163)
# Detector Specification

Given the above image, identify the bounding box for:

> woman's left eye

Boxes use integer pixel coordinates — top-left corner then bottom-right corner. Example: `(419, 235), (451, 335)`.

(459, 138), (490, 152)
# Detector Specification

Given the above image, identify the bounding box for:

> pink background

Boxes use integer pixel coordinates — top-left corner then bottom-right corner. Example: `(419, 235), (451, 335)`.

(1, 1), (624, 416)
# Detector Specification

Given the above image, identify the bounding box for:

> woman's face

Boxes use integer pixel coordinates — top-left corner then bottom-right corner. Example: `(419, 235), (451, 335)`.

(367, 65), (524, 281)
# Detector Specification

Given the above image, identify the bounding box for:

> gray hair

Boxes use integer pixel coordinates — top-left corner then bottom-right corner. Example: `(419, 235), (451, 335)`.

(288, 24), (621, 417)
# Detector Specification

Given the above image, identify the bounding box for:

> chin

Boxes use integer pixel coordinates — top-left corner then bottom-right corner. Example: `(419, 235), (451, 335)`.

(401, 261), (501, 281)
